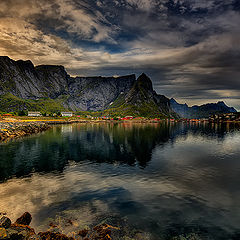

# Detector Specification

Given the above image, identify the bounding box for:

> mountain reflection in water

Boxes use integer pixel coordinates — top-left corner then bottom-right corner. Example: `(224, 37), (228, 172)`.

(0, 122), (239, 239)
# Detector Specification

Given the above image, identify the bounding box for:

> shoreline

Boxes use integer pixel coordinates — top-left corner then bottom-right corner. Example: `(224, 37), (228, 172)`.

(0, 119), (94, 141)
(0, 118), (239, 142)
(0, 212), (119, 240)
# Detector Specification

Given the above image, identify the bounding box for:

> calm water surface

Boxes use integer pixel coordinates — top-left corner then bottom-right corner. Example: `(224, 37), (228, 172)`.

(0, 122), (240, 239)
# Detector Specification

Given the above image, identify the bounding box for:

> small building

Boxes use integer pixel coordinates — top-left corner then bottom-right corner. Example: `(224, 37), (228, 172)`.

(123, 116), (134, 120)
(28, 112), (41, 117)
(61, 112), (73, 117)
(2, 113), (13, 117)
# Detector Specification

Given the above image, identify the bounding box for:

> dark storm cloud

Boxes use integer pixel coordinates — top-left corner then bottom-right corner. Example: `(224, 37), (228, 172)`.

(0, 0), (239, 109)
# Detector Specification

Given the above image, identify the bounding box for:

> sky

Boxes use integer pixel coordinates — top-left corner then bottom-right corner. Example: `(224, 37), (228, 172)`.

(0, 0), (239, 109)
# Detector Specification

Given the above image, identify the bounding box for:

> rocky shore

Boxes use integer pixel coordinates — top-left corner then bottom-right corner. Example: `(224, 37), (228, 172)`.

(0, 122), (50, 141)
(0, 119), (163, 142)
(0, 213), (118, 240)
(0, 120), (92, 141)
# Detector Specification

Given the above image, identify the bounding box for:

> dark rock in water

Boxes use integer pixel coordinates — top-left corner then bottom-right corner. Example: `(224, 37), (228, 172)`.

(78, 229), (89, 237)
(0, 212), (121, 240)
(29, 235), (42, 240)
(171, 233), (202, 240)
(15, 212), (32, 226)
(38, 231), (74, 240)
(47, 225), (61, 234)
(0, 216), (11, 229)
(92, 223), (116, 240)
(9, 223), (36, 239)
(6, 228), (25, 240)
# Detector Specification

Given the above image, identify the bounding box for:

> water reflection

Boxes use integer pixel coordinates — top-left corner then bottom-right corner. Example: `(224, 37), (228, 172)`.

(0, 122), (239, 239)
(0, 122), (239, 182)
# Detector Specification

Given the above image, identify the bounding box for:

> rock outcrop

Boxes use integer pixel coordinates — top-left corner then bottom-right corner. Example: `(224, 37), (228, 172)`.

(0, 56), (136, 112)
(0, 122), (50, 141)
(0, 56), (69, 100)
(66, 75), (136, 111)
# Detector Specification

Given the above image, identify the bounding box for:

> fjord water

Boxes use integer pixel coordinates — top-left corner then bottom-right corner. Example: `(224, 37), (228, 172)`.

(0, 122), (239, 239)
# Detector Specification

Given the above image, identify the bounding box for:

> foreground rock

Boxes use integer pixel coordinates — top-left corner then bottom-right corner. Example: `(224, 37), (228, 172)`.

(0, 213), (119, 240)
(16, 213), (32, 226)
(0, 122), (50, 141)
(0, 217), (11, 229)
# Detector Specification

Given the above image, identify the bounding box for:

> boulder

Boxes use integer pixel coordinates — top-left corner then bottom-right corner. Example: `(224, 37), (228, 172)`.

(6, 228), (26, 240)
(0, 216), (11, 229)
(38, 231), (74, 240)
(78, 229), (89, 238)
(15, 212), (32, 226)
(29, 234), (42, 240)
(7, 223), (36, 240)
(92, 224), (113, 240)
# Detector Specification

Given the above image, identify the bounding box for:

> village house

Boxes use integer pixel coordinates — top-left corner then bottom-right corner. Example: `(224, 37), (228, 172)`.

(121, 116), (134, 120)
(2, 113), (13, 117)
(61, 112), (73, 117)
(28, 111), (42, 117)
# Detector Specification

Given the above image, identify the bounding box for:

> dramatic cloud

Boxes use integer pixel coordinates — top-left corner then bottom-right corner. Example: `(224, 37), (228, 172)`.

(0, 0), (239, 109)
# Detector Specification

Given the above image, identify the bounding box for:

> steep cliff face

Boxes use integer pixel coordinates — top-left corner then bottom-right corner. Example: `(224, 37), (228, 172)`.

(0, 56), (177, 117)
(0, 56), (69, 99)
(0, 56), (137, 112)
(35, 65), (69, 98)
(67, 75), (136, 111)
(170, 98), (237, 118)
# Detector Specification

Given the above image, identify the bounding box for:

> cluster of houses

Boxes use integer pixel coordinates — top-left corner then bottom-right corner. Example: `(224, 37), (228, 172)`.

(100, 116), (135, 120)
(27, 113), (137, 120)
(209, 112), (240, 122)
(28, 112), (73, 117)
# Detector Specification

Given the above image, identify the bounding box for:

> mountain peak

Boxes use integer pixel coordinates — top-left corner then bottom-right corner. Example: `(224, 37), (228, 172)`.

(217, 101), (226, 106)
(136, 73), (153, 91)
(16, 59), (35, 70)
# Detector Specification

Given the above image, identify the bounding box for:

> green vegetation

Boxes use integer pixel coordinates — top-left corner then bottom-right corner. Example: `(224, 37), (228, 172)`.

(0, 93), (176, 119)
(0, 93), (67, 114)
(102, 102), (169, 118)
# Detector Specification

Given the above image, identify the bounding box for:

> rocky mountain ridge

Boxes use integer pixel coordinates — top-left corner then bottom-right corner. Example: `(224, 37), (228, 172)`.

(108, 73), (177, 118)
(0, 56), (176, 117)
(0, 56), (237, 118)
(170, 98), (237, 118)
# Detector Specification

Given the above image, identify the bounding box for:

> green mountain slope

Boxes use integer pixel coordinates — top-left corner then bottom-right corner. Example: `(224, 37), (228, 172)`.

(103, 74), (178, 118)
(0, 93), (67, 113)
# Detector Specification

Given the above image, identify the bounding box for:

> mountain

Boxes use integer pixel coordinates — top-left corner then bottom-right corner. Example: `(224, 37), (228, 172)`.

(0, 56), (176, 118)
(105, 73), (178, 118)
(170, 98), (237, 118)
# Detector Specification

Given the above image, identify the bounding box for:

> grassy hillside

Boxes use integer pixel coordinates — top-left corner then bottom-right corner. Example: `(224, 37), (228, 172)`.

(100, 74), (178, 118)
(103, 102), (170, 118)
(0, 93), (67, 113)
(0, 93), (178, 118)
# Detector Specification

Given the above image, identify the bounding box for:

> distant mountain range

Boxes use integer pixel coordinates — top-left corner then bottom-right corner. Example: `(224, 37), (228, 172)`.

(170, 98), (237, 118)
(0, 56), (237, 118)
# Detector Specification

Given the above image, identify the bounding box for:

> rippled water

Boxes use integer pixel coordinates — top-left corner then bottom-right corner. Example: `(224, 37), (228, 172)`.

(0, 122), (240, 239)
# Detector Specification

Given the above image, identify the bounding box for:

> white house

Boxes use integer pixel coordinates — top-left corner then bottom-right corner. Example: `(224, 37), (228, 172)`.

(61, 112), (73, 117)
(28, 111), (42, 117)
